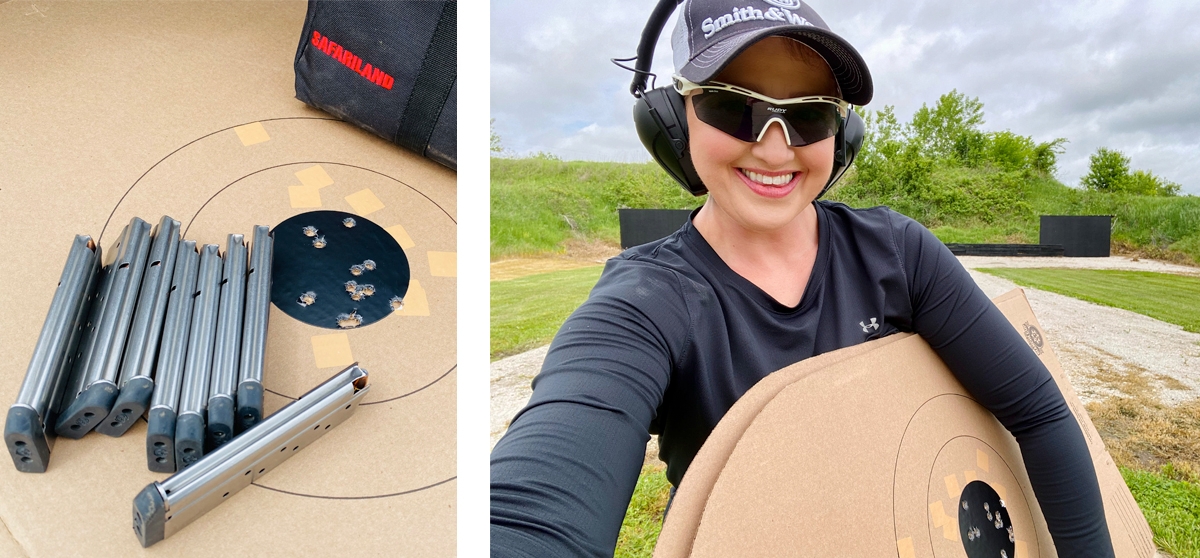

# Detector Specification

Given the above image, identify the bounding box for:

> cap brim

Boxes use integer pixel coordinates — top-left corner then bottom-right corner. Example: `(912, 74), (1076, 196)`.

(679, 26), (873, 106)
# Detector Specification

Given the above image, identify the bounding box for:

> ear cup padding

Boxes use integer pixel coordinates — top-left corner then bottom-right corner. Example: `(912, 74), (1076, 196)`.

(816, 109), (865, 200)
(633, 87), (706, 196)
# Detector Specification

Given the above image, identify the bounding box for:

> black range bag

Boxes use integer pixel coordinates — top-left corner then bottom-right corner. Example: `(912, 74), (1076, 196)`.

(293, 0), (457, 170)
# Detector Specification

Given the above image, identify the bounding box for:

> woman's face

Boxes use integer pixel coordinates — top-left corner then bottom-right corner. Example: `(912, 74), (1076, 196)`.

(686, 37), (840, 234)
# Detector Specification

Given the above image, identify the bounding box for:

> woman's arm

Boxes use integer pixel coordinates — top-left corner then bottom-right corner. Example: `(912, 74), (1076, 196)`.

(896, 215), (1115, 558)
(491, 261), (690, 557)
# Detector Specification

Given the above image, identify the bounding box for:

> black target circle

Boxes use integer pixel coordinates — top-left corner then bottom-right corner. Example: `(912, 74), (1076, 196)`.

(958, 480), (1016, 557)
(270, 210), (410, 329)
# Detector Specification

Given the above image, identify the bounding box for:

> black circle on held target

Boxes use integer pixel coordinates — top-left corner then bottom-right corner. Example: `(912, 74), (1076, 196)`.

(271, 210), (409, 329)
(958, 480), (1015, 558)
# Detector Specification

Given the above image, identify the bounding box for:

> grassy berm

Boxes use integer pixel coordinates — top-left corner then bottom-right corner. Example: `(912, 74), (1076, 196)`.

(490, 156), (1200, 264)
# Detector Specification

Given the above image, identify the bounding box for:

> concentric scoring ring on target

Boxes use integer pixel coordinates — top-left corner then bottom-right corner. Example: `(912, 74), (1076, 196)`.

(98, 117), (457, 500)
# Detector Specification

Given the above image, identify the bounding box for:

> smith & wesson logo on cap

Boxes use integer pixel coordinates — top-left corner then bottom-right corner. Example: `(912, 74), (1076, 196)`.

(701, 1), (815, 39)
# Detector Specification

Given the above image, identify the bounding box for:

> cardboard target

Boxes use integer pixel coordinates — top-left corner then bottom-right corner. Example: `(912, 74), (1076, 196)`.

(0, 2), (455, 555)
(654, 290), (1154, 558)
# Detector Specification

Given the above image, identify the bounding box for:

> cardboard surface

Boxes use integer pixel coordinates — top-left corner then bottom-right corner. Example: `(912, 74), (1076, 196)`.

(655, 289), (1153, 558)
(0, 2), (455, 555)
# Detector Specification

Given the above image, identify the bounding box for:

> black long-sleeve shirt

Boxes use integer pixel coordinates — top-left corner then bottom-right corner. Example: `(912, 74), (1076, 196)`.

(491, 201), (1113, 557)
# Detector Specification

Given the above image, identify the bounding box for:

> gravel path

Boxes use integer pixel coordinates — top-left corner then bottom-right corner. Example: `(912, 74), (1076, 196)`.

(490, 345), (550, 447)
(491, 256), (1200, 446)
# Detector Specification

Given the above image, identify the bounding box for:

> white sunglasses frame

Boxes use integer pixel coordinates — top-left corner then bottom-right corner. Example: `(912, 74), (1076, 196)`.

(673, 76), (851, 145)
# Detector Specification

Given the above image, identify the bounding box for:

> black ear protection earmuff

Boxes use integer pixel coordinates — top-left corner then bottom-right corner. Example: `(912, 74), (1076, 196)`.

(621, 0), (864, 198)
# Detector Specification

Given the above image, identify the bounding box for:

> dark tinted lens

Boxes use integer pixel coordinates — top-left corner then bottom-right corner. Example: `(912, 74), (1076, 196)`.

(691, 90), (757, 141)
(751, 102), (840, 146)
(691, 89), (841, 147)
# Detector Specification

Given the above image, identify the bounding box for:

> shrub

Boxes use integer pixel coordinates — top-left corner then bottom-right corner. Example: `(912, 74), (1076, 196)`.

(1082, 147), (1133, 192)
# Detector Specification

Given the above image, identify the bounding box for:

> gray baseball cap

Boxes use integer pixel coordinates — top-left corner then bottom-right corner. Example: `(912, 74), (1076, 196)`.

(671, 0), (873, 105)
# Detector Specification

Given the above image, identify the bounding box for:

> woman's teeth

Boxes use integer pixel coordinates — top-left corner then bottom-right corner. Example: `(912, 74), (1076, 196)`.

(742, 170), (794, 185)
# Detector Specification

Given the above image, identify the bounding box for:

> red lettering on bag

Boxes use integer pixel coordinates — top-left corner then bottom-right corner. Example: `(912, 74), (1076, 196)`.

(309, 29), (396, 91)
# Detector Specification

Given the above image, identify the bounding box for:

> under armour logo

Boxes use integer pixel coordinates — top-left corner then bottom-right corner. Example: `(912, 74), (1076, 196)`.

(860, 318), (879, 333)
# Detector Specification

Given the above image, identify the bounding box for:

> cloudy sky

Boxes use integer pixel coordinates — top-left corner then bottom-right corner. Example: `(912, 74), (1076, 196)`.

(491, 0), (1200, 195)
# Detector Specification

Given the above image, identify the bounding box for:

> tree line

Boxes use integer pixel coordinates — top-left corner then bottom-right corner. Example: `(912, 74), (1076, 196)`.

(845, 89), (1181, 198)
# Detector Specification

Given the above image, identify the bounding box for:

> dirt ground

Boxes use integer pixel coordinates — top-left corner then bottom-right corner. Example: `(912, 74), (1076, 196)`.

(491, 240), (620, 281)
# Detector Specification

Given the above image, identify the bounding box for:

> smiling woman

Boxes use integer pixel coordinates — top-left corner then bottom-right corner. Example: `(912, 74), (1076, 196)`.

(686, 37), (840, 306)
(490, 0), (1118, 556)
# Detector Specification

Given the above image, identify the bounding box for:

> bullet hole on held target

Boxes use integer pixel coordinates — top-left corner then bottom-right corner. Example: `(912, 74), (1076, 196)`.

(302, 226), (318, 237)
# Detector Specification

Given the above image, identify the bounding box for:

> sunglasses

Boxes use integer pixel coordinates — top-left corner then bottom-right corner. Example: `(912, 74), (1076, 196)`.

(674, 77), (849, 148)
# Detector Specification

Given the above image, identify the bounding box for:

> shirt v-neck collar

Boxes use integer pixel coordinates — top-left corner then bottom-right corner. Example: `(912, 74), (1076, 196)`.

(681, 202), (830, 314)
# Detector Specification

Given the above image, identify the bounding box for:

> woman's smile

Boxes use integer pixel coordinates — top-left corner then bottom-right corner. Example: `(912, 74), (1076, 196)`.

(737, 166), (800, 198)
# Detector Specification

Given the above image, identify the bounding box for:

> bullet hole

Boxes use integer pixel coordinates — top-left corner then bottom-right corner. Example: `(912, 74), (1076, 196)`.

(336, 311), (363, 329)
(297, 291), (317, 307)
(362, 259), (376, 271)
(349, 283), (375, 301)
(349, 264), (365, 276)
(344, 280), (358, 293)
(342, 217), (356, 228)
(312, 236), (327, 249)
(302, 226), (318, 237)
(390, 296), (404, 312)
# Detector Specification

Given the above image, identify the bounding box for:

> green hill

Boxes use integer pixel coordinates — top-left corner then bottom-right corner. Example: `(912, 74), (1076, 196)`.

(491, 156), (1200, 264)
(491, 91), (1199, 264)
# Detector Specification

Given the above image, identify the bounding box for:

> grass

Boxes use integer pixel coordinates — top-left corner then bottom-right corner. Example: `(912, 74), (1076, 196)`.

(1062, 311), (1200, 556)
(615, 463), (671, 558)
(492, 156), (1200, 264)
(1123, 467), (1200, 557)
(490, 265), (605, 360)
(976, 268), (1200, 333)
(491, 157), (702, 260)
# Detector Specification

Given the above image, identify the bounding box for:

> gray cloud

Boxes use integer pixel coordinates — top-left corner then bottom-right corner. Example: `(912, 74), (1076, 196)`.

(491, 0), (1200, 194)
